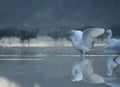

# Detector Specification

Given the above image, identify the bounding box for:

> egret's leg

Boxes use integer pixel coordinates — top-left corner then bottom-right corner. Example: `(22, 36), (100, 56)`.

(82, 52), (86, 59)
(79, 50), (83, 59)
(92, 41), (95, 49)
(80, 54), (82, 59)
(114, 65), (120, 76)
(113, 56), (120, 76)
(86, 52), (93, 62)
(107, 56), (119, 76)
(78, 54), (83, 62)
(86, 52), (90, 58)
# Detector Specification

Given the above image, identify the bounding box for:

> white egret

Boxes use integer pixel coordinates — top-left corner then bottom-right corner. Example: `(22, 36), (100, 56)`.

(104, 30), (120, 76)
(70, 28), (105, 59)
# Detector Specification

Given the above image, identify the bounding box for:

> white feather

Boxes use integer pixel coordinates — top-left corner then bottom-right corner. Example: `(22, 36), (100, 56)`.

(82, 28), (105, 48)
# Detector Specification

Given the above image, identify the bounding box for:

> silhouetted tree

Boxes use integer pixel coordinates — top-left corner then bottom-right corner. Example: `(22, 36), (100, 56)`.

(47, 26), (70, 41)
(0, 27), (19, 44)
(18, 27), (39, 46)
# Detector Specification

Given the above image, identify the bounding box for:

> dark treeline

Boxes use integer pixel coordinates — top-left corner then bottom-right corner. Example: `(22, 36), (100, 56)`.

(0, 24), (120, 44)
(0, 26), (39, 44)
(47, 26), (70, 41)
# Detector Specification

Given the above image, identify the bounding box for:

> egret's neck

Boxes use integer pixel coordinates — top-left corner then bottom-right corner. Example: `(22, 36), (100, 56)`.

(71, 35), (81, 45)
(106, 31), (112, 43)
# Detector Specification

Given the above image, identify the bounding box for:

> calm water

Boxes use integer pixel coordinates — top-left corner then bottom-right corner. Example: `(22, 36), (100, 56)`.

(0, 46), (119, 87)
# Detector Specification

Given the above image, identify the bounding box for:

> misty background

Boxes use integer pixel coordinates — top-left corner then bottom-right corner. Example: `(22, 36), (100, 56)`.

(0, 0), (120, 36)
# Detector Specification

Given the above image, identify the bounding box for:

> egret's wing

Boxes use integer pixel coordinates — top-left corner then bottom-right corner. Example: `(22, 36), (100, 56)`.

(71, 61), (83, 82)
(94, 31), (108, 43)
(104, 42), (120, 54)
(82, 28), (105, 48)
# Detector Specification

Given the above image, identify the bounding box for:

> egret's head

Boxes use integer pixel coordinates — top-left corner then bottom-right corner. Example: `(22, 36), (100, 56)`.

(106, 30), (112, 34)
(106, 30), (112, 36)
(69, 30), (76, 40)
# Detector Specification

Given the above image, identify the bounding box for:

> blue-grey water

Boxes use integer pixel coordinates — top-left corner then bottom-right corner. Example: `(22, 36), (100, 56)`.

(0, 46), (119, 87)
